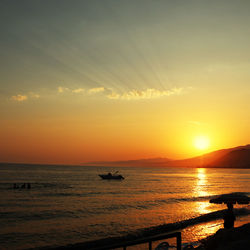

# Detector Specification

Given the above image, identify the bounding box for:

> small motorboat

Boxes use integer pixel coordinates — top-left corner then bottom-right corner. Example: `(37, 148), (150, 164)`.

(99, 171), (124, 180)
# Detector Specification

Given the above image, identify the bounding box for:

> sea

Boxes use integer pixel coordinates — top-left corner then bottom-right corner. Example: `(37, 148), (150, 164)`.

(0, 164), (250, 249)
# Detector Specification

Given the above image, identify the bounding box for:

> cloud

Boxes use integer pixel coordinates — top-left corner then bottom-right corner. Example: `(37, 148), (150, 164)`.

(10, 86), (188, 103)
(88, 87), (105, 94)
(58, 86), (85, 94)
(57, 86), (105, 95)
(11, 92), (40, 102)
(106, 87), (184, 100)
(58, 86), (69, 93)
(11, 94), (28, 102)
(107, 91), (121, 100)
(72, 88), (84, 93)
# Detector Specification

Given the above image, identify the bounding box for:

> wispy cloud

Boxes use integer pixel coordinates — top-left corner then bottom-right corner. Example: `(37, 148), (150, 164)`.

(72, 88), (84, 93)
(11, 92), (40, 102)
(88, 87), (105, 94)
(11, 86), (188, 102)
(58, 86), (69, 93)
(11, 94), (28, 102)
(107, 91), (121, 100)
(107, 87), (184, 100)
(57, 86), (105, 95)
(58, 86), (85, 94)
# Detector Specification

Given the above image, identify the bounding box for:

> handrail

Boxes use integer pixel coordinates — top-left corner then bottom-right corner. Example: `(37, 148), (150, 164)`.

(90, 231), (182, 250)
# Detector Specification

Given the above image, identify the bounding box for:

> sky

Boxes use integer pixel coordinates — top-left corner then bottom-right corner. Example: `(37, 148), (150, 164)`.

(1, 0), (250, 164)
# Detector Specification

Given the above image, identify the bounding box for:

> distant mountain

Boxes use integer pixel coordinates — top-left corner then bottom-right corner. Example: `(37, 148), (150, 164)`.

(209, 148), (250, 168)
(86, 144), (250, 168)
(165, 145), (250, 168)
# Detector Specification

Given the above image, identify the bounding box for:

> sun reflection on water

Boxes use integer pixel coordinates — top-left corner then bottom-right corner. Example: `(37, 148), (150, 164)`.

(196, 168), (207, 195)
(194, 168), (211, 214)
(181, 220), (223, 244)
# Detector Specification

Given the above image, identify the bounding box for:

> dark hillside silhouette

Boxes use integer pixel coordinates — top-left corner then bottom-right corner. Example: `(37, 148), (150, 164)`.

(86, 145), (250, 168)
(210, 148), (250, 168)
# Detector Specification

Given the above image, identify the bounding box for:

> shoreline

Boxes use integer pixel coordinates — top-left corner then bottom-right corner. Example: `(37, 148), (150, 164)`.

(196, 222), (250, 250)
(35, 208), (250, 250)
(1, 162), (250, 169)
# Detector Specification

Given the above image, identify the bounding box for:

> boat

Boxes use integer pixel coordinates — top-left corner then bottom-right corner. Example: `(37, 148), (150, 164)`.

(99, 171), (124, 180)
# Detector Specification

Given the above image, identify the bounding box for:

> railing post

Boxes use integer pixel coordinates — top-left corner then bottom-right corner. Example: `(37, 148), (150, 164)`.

(176, 232), (182, 250)
(91, 231), (182, 249)
(149, 241), (152, 250)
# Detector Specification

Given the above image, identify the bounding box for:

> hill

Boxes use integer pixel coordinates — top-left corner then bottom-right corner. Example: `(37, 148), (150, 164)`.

(209, 148), (250, 168)
(86, 145), (250, 168)
(165, 145), (250, 168)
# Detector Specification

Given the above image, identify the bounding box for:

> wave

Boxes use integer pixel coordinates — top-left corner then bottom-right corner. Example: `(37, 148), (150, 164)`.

(0, 182), (72, 190)
(2, 202), (249, 225)
(42, 207), (250, 250)
(1, 192), (249, 219)
(138, 207), (250, 235)
(99, 192), (250, 212)
(0, 210), (84, 223)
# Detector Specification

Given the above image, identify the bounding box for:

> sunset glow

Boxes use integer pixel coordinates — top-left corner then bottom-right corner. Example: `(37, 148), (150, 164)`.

(0, 1), (250, 164)
(194, 136), (210, 151)
(1, 2), (250, 250)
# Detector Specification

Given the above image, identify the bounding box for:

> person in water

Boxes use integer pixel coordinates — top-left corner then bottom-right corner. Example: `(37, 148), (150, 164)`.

(223, 203), (235, 229)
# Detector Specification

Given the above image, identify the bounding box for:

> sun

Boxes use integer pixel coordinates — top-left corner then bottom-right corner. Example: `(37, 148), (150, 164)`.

(193, 135), (210, 150)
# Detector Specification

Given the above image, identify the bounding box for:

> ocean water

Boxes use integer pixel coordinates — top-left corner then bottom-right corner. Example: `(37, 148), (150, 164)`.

(0, 164), (249, 249)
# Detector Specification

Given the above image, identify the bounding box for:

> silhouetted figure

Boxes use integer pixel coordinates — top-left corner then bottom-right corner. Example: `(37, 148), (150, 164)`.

(21, 183), (26, 189)
(27, 183), (31, 189)
(13, 183), (18, 189)
(223, 203), (235, 229)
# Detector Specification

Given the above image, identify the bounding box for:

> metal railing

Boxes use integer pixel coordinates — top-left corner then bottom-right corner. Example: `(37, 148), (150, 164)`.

(91, 231), (182, 250)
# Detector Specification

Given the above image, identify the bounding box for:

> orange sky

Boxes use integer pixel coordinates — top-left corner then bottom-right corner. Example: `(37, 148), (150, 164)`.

(1, 1), (250, 164)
